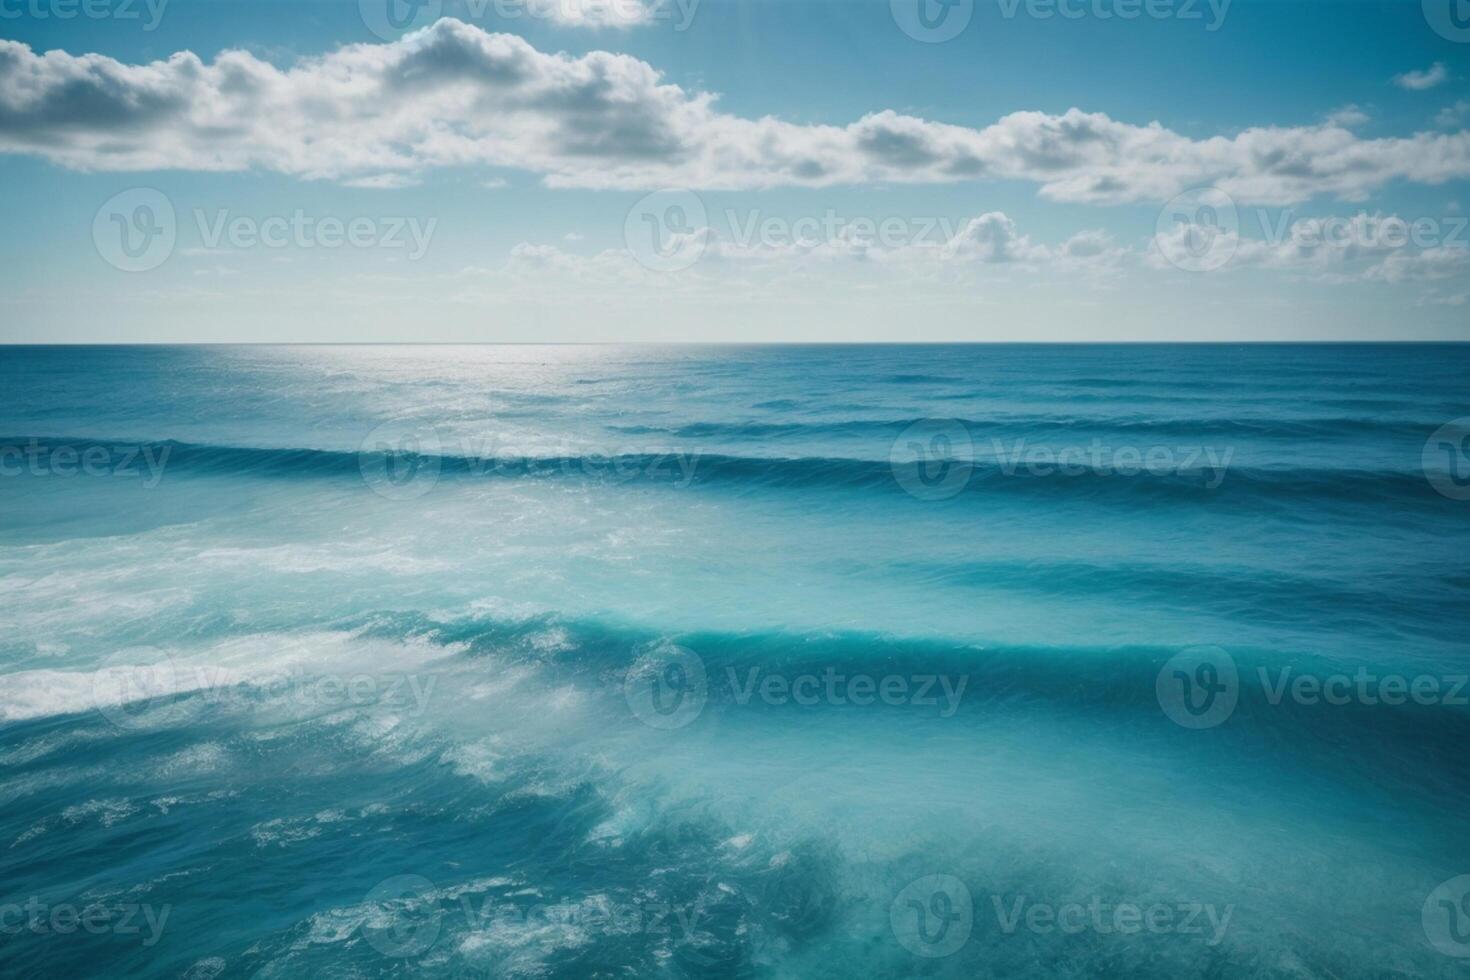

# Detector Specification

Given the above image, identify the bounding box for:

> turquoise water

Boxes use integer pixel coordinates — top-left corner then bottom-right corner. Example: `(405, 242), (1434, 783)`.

(1, 344), (1468, 978)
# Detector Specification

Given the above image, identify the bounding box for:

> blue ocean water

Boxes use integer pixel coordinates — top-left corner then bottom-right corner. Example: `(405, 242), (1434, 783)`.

(0, 343), (1468, 978)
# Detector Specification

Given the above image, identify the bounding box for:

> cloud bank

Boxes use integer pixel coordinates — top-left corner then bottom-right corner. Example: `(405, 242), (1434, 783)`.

(3, 19), (1470, 204)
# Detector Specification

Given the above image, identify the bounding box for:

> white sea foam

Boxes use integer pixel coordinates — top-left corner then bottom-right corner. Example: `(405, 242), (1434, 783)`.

(0, 630), (453, 725)
(194, 544), (451, 575)
(0, 661), (236, 724)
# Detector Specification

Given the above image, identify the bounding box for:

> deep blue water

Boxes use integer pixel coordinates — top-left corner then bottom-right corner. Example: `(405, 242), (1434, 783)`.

(1, 344), (1468, 978)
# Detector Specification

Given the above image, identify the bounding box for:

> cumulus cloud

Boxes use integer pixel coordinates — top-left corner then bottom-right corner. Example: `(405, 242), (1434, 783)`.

(1324, 105), (1369, 128)
(1393, 62), (1449, 91)
(1360, 244), (1470, 282)
(499, 211), (1127, 292)
(1150, 211), (1470, 286)
(939, 212), (1050, 263)
(2, 20), (1469, 204)
(1437, 100), (1470, 128)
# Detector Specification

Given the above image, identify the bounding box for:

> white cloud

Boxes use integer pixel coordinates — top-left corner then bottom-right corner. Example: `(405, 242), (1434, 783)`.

(1150, 211), (1470, 285)
(342, 173), (422, 189)
(1394, 62), (1449, 91)
(1324, 105), (1369, 128)
(1361, 244), (1470, 282)
(492, 211), (1128, 294)
(1437, 100), (1470, 128)
(2, 20), (1469, 205)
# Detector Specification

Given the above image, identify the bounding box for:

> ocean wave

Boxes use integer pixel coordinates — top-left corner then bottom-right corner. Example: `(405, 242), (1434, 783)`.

(606, 413), (1438, 440)
(0, 437), (1448, 512)
(340, 608), (1470, 791)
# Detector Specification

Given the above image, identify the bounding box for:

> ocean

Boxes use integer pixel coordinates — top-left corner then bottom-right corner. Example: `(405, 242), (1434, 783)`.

(1, 343), (1468, 978)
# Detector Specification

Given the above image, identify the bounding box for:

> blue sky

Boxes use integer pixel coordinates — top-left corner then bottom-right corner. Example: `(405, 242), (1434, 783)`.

(1, 0), (1468, 341)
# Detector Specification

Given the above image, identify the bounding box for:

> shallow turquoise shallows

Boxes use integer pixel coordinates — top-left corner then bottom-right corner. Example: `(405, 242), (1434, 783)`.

(1, 344), (1469, 978)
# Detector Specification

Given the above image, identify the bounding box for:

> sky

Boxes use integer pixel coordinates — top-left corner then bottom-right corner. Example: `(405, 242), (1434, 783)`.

(1, 0), (1468, 342)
